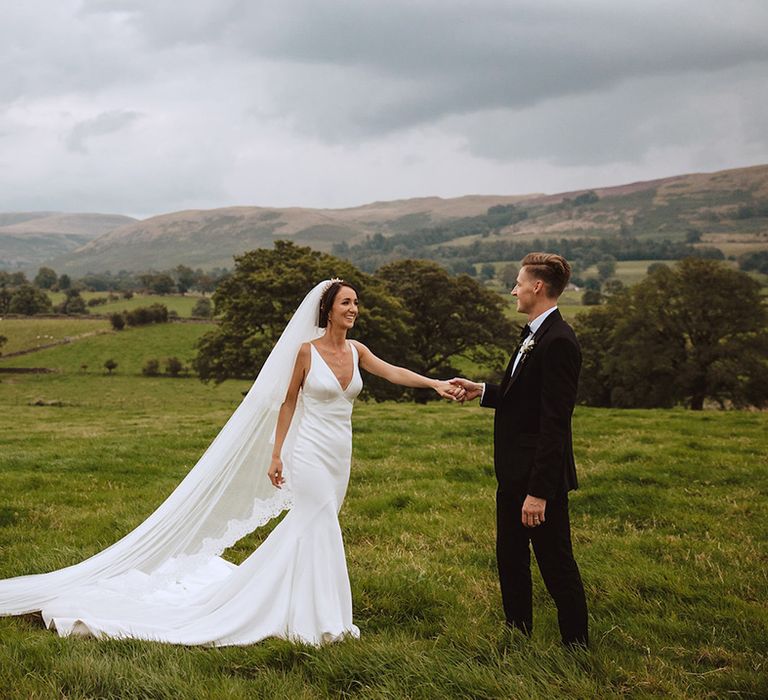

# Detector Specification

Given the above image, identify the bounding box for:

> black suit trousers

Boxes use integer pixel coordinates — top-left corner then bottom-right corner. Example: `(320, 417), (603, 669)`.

(496, 489), (588, 646)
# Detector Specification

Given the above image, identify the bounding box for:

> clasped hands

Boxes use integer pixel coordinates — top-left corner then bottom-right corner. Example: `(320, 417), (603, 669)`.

(434, 378), (477, 401)
(434, 377), (485, 402)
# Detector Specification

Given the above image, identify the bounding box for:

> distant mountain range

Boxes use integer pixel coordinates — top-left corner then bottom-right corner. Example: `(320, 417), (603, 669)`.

(2, 164), (767, 276)
(0, 213), (137, 272)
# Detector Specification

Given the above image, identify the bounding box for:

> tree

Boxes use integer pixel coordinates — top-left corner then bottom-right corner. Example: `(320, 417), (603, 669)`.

(739, 250), (768, 275)
(449, 260), (475, 276)
(572, 307), (614, 406)
(104, 359), (118, 375)
(174, 265), (196, 294)
(376, 259), (517, 400)
(583, 277), (601, 291)
(192, 297), (213, 318)
(194, 241), (411, 400)
(581, 289), (602, 306)
(56, 289), (88, 315)
(647, 262), (668, 275)
(0, 286), (13, 314)
(500, 263), (519, 289)
(57, 274), (71, 290)
(195, 272), (216, 294)
(139, 273), (176, 295)
(685, 228), (702, 243)
(575, 259), (768, 409)
(480, 263), (496, 281)
(0, 334), (7, 356)
(596, 256), (616, 281)
(34, 267), (58, 289)
(602, 278), (625, 296)
(8, 285), (53, 315)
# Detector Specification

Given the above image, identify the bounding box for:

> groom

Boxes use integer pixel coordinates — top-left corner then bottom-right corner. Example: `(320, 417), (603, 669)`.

(452, 252), (588, 647)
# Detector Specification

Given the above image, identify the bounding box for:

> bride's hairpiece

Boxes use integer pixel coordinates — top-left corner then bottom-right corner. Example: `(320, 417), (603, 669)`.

(323, 277), (343, 292)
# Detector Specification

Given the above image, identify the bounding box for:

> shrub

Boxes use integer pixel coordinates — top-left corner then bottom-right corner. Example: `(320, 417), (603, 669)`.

(109, 313), (126, 330)
(192, 297), (213, 318)
(165, 357), (185, 377)
(582, 289), (603, 306)
(142, 359), (160, 376)
(104, 359), (118, 375)
(124, 304), (169, 327)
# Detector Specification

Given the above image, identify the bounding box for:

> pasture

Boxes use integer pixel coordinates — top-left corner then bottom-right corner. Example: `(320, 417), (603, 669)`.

(0, 318), (111, 356)
(45, 291), (209, 318)
(1, 320), (214, 375)
(0, 320), (765, 699)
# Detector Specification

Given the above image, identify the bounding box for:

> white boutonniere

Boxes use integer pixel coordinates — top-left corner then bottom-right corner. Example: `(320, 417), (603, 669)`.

(519, 335), (536, 364)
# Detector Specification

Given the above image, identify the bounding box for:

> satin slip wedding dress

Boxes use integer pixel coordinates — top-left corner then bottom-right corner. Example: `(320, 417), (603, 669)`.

(0, 281), (363, 646)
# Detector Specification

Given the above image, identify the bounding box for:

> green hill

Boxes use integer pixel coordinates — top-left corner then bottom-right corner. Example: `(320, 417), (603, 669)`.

(43, 164), (768, 275)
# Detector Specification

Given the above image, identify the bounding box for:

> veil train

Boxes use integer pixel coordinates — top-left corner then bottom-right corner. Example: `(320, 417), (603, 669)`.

(0, 281), (330, 617)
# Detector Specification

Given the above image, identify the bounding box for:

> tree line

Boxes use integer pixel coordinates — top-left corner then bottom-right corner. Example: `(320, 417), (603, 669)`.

(195, 242), (767, 409)
(0, 266), (227, 316)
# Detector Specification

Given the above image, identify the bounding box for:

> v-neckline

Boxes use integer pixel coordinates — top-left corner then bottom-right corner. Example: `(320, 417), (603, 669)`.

(311, 342), (356, 393)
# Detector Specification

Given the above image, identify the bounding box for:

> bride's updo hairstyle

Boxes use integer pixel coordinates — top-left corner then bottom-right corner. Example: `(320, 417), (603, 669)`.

(318, 279), (359, 328)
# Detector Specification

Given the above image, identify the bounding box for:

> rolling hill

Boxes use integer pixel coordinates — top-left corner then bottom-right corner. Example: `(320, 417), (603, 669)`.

(0, 212), (137, 272)
(16, 164), (768, 275)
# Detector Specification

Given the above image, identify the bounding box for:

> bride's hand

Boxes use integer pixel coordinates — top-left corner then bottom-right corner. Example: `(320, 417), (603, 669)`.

(434, 380), (465, 401)
(268, 456), (285, 488)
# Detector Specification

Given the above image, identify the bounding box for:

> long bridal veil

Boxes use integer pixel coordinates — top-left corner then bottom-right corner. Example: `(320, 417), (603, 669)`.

(0, 280), (329, 616)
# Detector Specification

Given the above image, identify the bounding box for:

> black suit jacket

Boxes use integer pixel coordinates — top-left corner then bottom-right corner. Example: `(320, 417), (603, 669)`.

(480, 309), (580, 500)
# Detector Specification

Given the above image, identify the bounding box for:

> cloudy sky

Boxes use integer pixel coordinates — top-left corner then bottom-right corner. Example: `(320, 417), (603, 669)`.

(1, 0), (767, 218)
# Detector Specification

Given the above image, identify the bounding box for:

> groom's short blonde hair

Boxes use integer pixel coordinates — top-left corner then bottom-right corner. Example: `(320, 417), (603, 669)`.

(521, 253), (571, 298)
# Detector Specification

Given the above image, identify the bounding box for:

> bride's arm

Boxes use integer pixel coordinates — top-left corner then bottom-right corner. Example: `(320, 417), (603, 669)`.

(269, 343), (310, 488)
(351, 340), (462, 400)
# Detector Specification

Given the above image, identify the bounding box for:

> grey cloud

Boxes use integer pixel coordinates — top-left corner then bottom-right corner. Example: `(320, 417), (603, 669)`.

(92, 0), (768, 140)
(0, 0), (767, 216)
(66, 110), (142, 153)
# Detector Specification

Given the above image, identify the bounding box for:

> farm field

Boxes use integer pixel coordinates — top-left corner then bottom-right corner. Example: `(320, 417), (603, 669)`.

(0, 320), (214, 375)
(45, 291), (210, 318)
(0, 355), (765, 697)
(0, 317), (111, 355)
(579, 260), (667, 285)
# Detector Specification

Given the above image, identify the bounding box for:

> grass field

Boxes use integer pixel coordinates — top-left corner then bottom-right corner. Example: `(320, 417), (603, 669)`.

(579, 260), (668, 286)
(0, 321), (215, 374)
(0, 318), (111, 355)
(0, 350), (766, 697)
(45, 291), (210, 318)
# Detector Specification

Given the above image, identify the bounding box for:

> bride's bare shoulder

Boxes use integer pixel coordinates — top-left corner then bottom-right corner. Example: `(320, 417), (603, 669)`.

(296, 342), (312, 364)
(349, 339), (369, 355)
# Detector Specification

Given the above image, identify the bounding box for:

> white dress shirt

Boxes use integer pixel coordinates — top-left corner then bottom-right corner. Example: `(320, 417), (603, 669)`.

(481, 305), (558, 400)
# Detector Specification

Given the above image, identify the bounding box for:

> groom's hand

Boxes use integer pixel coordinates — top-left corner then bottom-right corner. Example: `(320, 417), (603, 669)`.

(449, 377), (483, 402)
(522, 495), (546, 528)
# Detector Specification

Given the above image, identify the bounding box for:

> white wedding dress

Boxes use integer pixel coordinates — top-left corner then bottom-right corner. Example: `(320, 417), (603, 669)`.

(0, 281), (363, 646)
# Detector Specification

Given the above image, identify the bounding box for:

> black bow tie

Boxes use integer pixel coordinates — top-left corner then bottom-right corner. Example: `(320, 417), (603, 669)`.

(519, 324), (531, 341)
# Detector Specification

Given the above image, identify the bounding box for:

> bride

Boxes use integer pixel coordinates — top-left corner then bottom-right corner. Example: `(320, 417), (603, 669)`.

(0, 279), (461, 645)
